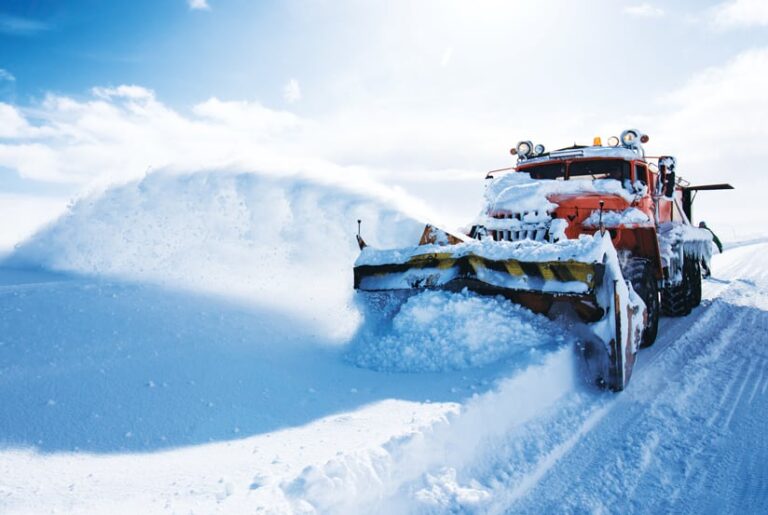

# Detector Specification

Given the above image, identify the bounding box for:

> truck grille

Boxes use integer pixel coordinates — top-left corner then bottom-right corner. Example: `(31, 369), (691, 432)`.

(487, 210), (553, 242)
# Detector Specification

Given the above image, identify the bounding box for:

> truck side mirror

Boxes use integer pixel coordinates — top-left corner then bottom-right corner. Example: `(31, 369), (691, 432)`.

(664, 171), (676, 198)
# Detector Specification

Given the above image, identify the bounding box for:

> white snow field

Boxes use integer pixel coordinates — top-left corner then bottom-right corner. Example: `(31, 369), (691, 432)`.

(1, 171), (766, 513)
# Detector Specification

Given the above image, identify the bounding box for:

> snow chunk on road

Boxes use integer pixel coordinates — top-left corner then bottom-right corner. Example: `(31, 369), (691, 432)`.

(349, 290), (569, 372)
(414, 467), (491, 508)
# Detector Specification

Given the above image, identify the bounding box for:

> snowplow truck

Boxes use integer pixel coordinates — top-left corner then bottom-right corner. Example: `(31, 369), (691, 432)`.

(353, 130), (733, 391)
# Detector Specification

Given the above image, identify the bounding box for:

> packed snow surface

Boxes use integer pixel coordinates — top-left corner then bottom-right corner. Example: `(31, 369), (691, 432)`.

(1, 169), (767, 514)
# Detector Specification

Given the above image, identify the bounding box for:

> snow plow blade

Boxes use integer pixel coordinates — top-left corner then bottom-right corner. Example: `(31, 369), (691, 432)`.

(355, 253), (604, 298)
(354, 234), (643, 391)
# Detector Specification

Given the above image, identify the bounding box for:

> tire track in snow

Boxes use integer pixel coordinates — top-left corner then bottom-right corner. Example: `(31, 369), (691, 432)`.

(723, 356), (757, 430)
(487, 254), (768, 514)
(503, 284), (743, 508)
(491, 402), (612, 509)
(748, 360), (764, 405)
(762, 370), (768, 397)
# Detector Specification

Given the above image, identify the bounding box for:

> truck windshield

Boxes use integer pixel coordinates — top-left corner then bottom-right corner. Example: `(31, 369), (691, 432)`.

(527, 163), (565, 180)
(569, 160), (630, 181)
(521, 159), (630, 182)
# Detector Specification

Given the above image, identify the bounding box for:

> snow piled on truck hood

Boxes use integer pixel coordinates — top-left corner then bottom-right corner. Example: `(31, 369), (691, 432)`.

(7, 171), (426, 338)
(482, 171), (636, 215)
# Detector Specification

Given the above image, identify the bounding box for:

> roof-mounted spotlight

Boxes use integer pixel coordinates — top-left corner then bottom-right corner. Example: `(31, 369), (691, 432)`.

(640, 134), (650, 144)
(534, 143), (545, 155)
(607, 135), (620, 147)
(516, 140), (534, 159)
(620, 129), (640, 147)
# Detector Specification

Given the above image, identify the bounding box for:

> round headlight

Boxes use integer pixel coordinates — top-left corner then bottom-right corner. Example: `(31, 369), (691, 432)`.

(620, 129), (639, 147)
(607, 136), (620, 147)
(516, 140), (533, 157)
(534, 144), (545, 155)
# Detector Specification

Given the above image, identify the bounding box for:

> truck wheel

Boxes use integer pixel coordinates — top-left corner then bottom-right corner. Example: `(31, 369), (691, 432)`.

(624, 258), (659, 347)
(688, 259), (702, 308)
(661, 257), (692, 317)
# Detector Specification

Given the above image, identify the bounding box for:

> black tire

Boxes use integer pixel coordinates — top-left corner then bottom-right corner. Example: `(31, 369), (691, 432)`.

(661, 256), (692, 317)
(623, 258), (660, 347)
(689, 259), (702, 308)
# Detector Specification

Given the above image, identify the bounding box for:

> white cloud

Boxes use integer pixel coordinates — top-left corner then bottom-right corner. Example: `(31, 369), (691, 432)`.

(440, 48), (453, 67)
(649, 47), (768, 234)
(0, 68), (15, 82)
(656, 47), (768, 161)
(0, 87), (414, 197)
(92, 85), (155, 100)
(709, 0), (768, 28)
(283, 79), (302, 104)
(0, 14), (50, 35)
(187, 0), (210, 11)
(624, 3), (665, 18)
(187, 0), (211, 11)
(0, 103), (30, 137)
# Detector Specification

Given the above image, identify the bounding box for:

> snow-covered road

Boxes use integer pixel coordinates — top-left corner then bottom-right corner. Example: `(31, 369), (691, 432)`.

(0, 170), (765, 513)
(288, 240), (768, 514)
(2, 242), (765, 513)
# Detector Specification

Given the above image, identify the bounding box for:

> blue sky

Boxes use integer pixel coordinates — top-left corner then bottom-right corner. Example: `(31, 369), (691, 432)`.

(1, 1), (292, 106)
(2, 0), (763, 111)
(1, 0), (767, 242)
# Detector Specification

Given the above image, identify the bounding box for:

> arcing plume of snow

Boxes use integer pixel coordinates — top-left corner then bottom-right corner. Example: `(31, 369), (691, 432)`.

(8, 170), (427, 339)
(349, 290), (568, 372)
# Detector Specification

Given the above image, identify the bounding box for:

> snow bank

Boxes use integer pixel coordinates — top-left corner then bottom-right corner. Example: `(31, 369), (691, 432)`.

(8, 171), (426, 338)
(349, 290), (569, 372)
(283, 345), (578, 513)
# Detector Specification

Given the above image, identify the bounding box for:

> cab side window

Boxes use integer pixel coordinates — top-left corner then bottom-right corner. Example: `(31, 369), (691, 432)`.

(635, 163), (648, 185)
